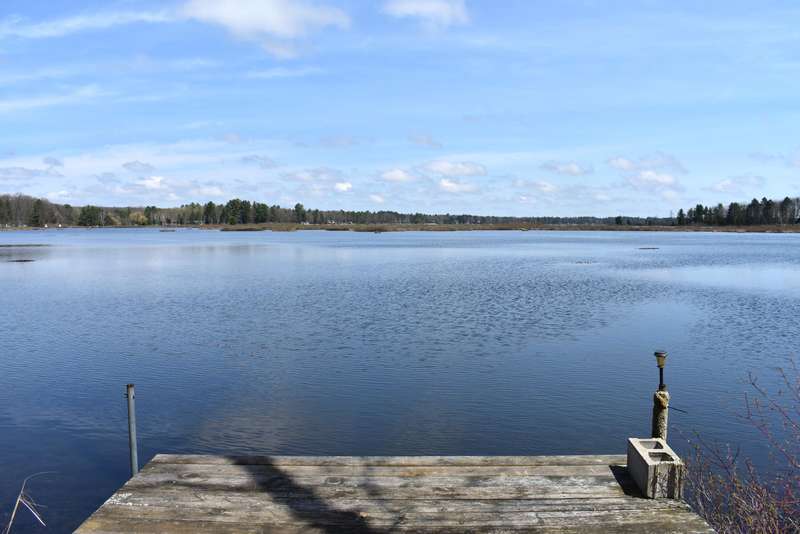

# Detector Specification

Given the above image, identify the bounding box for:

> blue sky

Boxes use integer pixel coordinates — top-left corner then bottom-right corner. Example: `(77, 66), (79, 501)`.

(0, 0), (798, 216)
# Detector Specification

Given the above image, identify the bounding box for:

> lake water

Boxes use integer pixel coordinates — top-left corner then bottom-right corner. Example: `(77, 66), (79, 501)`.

(1, 228), (798, 532)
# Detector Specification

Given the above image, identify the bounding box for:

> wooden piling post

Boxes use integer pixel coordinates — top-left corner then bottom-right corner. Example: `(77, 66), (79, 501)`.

(651, 351), (669, 441)
(652, 389), (670, 440)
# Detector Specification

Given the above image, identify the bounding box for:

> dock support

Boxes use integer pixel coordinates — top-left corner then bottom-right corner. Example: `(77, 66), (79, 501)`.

(125, 384), (139, 477)
(652, 389), (670, 440)
(651, 351), (669, 441)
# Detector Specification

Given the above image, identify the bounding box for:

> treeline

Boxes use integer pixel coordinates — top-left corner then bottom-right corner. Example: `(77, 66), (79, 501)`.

(0, 194), (78, 227)
(3, 193), (800, 228)
(676, 197), (800, 226)
(0, 193), (670, 227)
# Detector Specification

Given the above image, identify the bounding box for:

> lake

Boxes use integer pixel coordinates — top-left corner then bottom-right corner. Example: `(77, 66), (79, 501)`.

(1, 228), (798, 532)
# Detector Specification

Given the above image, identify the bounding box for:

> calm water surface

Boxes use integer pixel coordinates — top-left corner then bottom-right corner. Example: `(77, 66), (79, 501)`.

(1, 229), (798, 532)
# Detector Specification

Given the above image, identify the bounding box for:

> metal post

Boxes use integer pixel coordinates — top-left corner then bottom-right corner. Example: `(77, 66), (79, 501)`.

(125, 384), (139, 477)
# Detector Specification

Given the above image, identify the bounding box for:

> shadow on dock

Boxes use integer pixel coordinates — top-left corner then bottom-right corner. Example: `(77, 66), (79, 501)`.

(609, 464), (644, 497)
(240, 458), (383, 533)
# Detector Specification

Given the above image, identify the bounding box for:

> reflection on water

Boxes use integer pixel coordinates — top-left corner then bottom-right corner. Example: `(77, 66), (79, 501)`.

(0, 229), (798, 532)
(630, 264), (800, 294)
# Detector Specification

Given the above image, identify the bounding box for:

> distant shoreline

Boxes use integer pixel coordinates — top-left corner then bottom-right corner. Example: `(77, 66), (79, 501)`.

(3, 223), (800, 233)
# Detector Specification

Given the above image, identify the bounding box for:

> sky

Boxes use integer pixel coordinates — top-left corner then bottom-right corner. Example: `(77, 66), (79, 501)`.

(0, 0), (798, 217)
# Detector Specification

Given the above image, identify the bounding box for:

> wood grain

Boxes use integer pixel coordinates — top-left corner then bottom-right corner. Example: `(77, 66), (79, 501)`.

(76, 455), (713, 533)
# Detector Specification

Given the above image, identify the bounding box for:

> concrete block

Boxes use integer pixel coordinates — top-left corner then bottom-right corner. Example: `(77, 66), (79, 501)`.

(627, 437), (684, 499)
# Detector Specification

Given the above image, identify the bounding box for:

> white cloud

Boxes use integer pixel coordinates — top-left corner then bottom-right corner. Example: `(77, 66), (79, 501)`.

(221, 132), (244, 144)
(540, 160), (592, 176)
(608, 152), (686, 174)
(46, 190), (72, 200)
(246, 66), (323, 79)
(0, 85), (103, 114)
(137, 175), (167, 190)
(182, 0), (349, 58)
(3, 138), (332, 204)
(0, 11), (171, 39)
(609, 152), (686, 196)
(1, 2), (348, 58)
(95, 172), (119, 184)
(241, 155), (277, 168)
(190, 185), (225, 197)
(513, 179), (558, 194)
(183, 0), (349, 38)
(369, 194), (385, 204)
(644, 153), (686, 173)
(43, 156), (63, 167)
(383, 0), (469, 28)
(319, 135), (358, 148)
(748, 152), (782, 164)
(708, 174), (766, 194)
(626, 172), (682, 203)
(334, 181), (352, 192)
(607, 156), (637, 172)
(381, 168), (415, 182)
(123, 160), (156, 173)
(0, 166), (61, 181)
(282, 166), (342, 182)
(439, 178), (475, 193)
(424, 160), (486, 177)
(533, 181), (558, 193)
(748, 150), (800, 168)
(0, 66), (83, 86)
(409, 134), (442, 148)
(628, 170), (677, 188)
(514, 183), (620, 209)
(708, 178), (737, 193)
(261, 42), (302, 59)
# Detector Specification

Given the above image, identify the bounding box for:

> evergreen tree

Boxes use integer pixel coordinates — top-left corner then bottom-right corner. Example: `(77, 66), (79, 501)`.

(28, 199), (43, 226)
(294, 203), (306, 223)
(144, 206), (158, 225)
(203, 201), (216, 224)
(78, 205), (102, 226)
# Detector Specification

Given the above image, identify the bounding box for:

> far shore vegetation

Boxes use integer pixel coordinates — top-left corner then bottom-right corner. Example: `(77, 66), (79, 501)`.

(3, 193), (800, 233)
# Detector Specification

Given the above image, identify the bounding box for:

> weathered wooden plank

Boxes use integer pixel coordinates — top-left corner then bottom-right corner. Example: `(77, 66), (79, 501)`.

(79, 518), (713, 534)
(78, 516), (298, 534)
(90, 503), (709, 527)
(141, 462), (619, 478)
(150, 454), (626, 467)
(79, 508), (713, 533)
(77, 454), (713, 534)
(105, 490), (688, 515)
(123, 476), (628, 500)
(97, 502), (688, 525)
(131, 471), (622, 490)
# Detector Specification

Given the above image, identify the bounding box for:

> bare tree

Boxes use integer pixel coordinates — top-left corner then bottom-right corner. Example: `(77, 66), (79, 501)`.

(686, 360), (799, 533)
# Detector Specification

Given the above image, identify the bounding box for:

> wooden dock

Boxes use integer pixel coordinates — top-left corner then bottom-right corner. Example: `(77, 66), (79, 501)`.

(76, 454), (712, 533)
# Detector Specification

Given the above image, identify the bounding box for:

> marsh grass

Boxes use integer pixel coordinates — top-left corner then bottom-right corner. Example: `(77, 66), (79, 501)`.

(3, 472), (54, 534)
